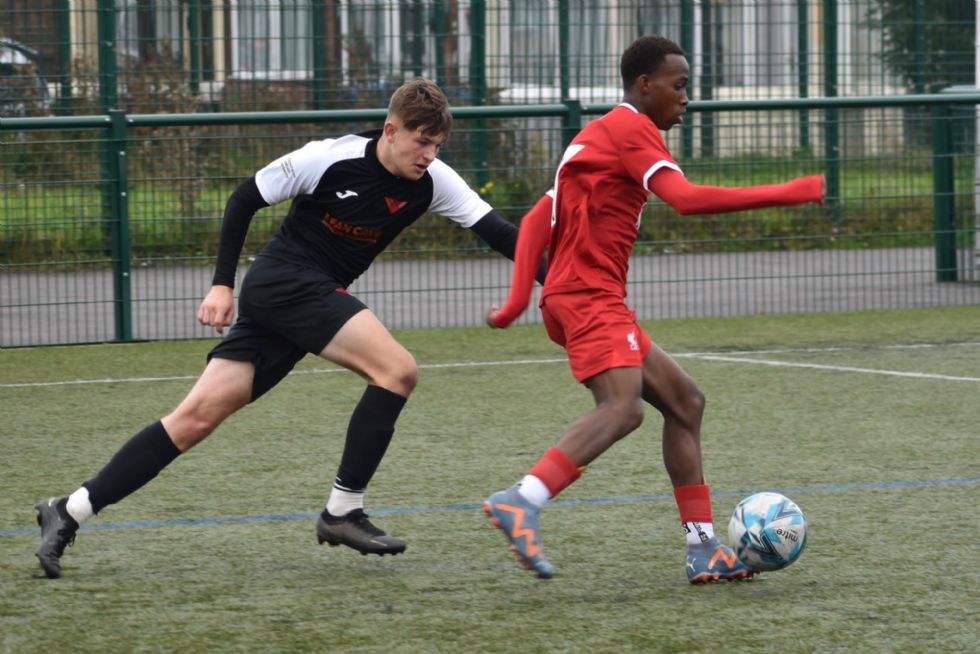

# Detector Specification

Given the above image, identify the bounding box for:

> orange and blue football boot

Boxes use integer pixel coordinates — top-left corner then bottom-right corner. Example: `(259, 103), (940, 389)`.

(484, 485), (554, 579)
(686, 536), (757, 584)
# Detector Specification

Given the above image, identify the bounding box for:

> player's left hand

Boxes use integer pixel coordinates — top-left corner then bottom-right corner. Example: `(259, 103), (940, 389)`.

(198, 285), (236, 335)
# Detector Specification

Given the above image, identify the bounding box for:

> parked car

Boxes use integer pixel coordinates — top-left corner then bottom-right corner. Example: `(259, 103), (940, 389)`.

(0, 37), (52, 116)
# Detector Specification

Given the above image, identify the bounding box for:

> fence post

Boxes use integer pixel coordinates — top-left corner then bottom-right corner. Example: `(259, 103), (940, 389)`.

(931, 103), (958, 282)
(56, 0), (73, 115)
(433, 0), (445, 86)
(562, 99), (581, 148)
(96, 0), (118, 112)
(558, 0), (570, 102)
(188, 0), (201, 97)
(107, 110), (133, 341)
(699, 0), (715, 158)
(913, 0), (926, 94)
(796, 0), (809, 150)
(410, 0), (425, 77)
(823, 0), (840, 227)
(312, 0), (327, 109)
(680, 0), (694, 159)
(469, 0), (489, 189)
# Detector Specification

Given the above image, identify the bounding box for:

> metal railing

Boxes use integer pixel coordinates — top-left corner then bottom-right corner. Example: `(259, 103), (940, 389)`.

(2, 92), (979, 346)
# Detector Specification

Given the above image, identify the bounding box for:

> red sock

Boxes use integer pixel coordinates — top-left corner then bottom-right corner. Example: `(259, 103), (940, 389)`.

(528, 448), (581, 498)
(674, 484), (713, 523)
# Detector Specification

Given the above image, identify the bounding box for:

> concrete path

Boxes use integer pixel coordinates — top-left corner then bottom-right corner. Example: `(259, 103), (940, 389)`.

(2, 247), (977, 347)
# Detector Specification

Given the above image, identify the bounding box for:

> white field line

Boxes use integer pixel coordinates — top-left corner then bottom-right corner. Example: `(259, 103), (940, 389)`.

(680, 354), (980, 383)
(677, 341), (980, 357)
(0, 358), (568, 388)
(2, 342), (979, 389)
(0, 374), (201, 388)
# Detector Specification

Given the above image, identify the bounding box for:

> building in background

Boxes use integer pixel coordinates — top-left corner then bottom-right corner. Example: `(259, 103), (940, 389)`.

(3, 0), (972, 115)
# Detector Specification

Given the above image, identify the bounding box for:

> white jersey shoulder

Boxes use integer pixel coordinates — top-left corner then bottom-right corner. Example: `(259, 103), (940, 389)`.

(254, 134), (370, 206)
(427, 158), (492, 228)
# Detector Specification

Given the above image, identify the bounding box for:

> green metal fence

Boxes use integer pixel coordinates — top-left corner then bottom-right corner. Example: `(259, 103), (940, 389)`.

(1, 1), (974, 116)
(2, 93), (979, 347)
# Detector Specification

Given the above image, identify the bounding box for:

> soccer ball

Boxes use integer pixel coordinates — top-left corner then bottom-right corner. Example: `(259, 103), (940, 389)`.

(727, 492), (808, 571)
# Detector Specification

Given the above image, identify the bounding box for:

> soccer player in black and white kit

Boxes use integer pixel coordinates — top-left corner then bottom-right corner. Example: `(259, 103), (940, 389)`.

(34, 79), (534, 578)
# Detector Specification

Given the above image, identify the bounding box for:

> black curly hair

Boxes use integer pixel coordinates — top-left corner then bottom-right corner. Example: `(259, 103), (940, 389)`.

(620, 36), (686, 91)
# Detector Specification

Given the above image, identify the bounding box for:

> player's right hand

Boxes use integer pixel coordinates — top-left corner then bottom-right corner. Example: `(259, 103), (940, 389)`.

(485, 304), (502, 329)
(198, 285), (235, 335)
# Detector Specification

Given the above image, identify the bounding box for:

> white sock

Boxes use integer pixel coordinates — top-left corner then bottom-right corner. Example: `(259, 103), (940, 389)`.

(326, 485), (364, 516)
(65, 487), (94, 524)
(516, 474), (551, 508)
(684, 521), (715, 546)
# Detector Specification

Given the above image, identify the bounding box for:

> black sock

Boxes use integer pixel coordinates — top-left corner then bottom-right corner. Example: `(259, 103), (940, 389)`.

(334, 385), (407, 491)
(83, 420), (181, 514)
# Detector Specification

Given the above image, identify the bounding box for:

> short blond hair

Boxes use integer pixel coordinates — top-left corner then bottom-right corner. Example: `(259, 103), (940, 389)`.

(387, 78), (453, 136)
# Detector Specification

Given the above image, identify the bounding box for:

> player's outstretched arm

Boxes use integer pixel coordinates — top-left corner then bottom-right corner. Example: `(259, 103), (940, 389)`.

(487, 193), (552, 328)
(649, 169), (824, 216)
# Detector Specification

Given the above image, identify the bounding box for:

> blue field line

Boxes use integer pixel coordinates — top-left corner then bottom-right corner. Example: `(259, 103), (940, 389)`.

(3, 476), (978, 538)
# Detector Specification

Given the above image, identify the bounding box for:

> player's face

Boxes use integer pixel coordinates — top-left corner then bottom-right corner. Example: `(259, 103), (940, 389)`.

(381, 119), (447, 180)
(645, 54), (690, 130)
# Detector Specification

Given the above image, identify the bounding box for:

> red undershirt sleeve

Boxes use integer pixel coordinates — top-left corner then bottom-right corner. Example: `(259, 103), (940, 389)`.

(489, 193), (553, 328)
(648, 169), (824, 216)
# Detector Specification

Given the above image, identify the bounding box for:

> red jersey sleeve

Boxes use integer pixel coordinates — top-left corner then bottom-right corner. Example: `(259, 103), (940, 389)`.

(649, 169), (824, 215)
(620, 118), (682, 190)
(488, 193), (552, 328)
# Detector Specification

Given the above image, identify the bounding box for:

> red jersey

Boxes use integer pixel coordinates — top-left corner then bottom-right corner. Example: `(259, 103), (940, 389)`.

(488, 105), (823, 328)
(545, 103), (679, 300)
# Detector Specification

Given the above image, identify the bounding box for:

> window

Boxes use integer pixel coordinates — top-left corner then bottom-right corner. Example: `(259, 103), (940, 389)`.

(567, 0), (610, 89)
(508, 2), (557, 85)
(230, 0), (312, 80)
(117, 0), (184, 60)
(715, 0), (798, 87)
(228, 0), (439, 84)
(496, 1), (619, 102)
(343, 1), (440, 85)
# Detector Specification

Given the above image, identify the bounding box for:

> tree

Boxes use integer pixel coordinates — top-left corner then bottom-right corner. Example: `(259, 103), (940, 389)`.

(869, 0), (975, 90)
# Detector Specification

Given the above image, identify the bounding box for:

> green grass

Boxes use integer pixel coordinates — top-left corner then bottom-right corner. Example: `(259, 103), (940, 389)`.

(2, 307), (979, 653)
(3, 154), (976, 263)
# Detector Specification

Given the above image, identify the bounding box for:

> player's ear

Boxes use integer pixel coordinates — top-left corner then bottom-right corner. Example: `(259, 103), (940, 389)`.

(382, 120), (399, 141)
(633, 73), (653, 94)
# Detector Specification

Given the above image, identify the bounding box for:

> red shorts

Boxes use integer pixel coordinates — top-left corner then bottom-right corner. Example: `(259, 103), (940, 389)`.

(541, 291), (653, 383)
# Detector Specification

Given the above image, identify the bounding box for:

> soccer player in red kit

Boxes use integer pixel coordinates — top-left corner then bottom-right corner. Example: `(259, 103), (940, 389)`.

(483, 35), (824, 582)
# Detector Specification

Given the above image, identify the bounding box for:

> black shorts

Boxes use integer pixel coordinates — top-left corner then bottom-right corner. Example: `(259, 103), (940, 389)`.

(208, 256), (368, 401)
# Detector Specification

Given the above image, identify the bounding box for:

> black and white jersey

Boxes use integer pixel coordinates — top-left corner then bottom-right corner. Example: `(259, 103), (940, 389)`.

(253, 131), (492, 288)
